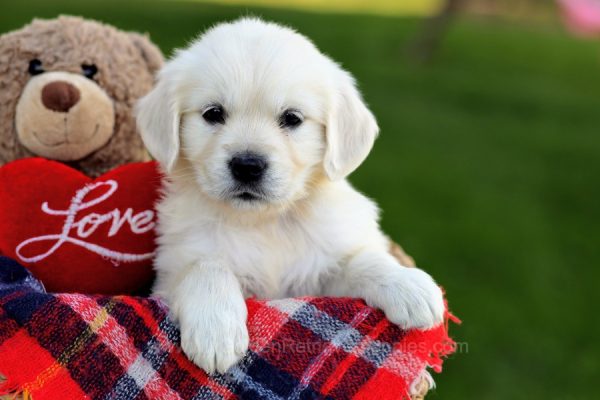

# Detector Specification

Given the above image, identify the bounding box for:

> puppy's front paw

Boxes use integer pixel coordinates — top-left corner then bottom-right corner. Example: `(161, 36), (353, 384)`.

(377, 268), (445, 330)
(178, 304), (249, 374)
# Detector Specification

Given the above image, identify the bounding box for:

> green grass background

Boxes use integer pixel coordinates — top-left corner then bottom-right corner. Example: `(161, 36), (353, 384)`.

(1, 1), (598, 398)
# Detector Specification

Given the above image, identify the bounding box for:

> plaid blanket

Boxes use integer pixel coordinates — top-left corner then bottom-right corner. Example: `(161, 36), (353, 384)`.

(0, 256), (457, 399)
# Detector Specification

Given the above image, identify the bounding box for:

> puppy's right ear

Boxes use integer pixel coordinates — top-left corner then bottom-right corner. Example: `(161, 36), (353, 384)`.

(135, 71), (180, 172)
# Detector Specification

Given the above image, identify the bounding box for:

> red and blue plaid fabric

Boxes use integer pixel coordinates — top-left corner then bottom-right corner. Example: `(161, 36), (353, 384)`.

(0, 256), (456, 399)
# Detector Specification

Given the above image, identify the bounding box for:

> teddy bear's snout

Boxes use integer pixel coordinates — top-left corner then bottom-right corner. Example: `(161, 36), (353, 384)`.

(41, 81), (81, 113)
(15, 71), (115, 162)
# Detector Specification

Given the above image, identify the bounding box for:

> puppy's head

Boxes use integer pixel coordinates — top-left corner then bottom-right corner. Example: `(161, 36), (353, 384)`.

(136, 18), (378, 211)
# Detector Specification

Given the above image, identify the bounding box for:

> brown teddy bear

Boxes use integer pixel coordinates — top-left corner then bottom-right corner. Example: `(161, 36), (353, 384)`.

(0, 15), (163, 176)
(0, 16), (166, 296)
(0, 16), (167, 399)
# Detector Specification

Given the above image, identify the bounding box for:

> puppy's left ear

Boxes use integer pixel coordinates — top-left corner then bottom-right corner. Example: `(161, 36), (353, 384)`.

(324, 69), (379, 181)
(135, 69), (180, 172)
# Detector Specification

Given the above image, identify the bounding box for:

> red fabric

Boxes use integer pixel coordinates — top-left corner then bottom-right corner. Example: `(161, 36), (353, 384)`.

(0, 267), (458, 400)
(0, 158), (161, 294)
(0, 330), (87, 399)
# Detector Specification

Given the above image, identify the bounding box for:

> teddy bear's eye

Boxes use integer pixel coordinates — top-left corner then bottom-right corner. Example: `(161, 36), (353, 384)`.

(28, 59), (44, 76)
(81, 64), (98, 80)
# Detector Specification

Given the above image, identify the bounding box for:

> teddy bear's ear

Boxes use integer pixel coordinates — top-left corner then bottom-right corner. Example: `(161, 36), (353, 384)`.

(128, 32), (164, 75)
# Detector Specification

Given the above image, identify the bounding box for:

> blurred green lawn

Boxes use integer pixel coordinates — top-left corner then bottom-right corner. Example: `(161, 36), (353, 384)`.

(2, 1), (599, 398)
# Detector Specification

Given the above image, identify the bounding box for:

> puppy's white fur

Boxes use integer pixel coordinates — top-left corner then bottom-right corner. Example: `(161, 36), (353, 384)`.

(136, 18), (444, 374)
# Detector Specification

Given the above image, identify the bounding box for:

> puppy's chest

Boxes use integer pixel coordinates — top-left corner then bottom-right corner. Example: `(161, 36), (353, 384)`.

(215, 221), (339, 299)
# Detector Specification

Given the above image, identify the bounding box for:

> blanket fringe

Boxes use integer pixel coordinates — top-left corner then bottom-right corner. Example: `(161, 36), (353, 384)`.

(418, 306), (461, 376)
(0, 374), (30, 399)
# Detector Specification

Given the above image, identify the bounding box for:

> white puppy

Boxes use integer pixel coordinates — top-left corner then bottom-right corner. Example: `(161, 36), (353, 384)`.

(136, 18), (444, 374)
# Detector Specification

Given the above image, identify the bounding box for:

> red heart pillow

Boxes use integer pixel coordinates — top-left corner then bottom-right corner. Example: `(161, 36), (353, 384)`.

(0, 158), (162, 294)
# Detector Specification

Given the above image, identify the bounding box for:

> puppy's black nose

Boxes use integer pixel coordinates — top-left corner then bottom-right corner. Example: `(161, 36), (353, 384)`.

(229, 153), (268, 183)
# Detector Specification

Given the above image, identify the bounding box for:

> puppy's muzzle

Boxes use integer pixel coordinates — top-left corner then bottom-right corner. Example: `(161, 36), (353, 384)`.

(229, 152), (268, 184)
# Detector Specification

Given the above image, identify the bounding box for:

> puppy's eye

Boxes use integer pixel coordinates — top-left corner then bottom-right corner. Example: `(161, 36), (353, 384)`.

(279, 109), (303, 129)
(202, 105), (225, 124)
(81, 64), (98, 79)
(28, 59), (44, 76)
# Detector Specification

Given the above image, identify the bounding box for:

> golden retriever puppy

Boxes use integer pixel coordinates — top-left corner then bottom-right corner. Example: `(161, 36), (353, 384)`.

(136, 18), (444, 374)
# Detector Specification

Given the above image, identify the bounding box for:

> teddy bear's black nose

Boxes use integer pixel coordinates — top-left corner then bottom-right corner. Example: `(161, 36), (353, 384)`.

(41, 81), (81, 113)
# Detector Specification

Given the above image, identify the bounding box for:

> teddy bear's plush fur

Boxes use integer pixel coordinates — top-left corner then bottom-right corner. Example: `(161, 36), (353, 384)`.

(0, 16), (163, 177)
